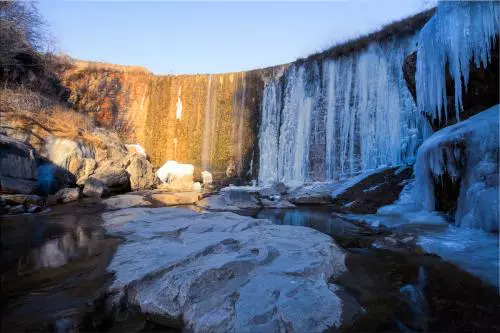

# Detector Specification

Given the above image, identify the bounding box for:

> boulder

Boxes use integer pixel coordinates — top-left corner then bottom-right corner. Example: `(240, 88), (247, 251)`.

(287, 183), (334, 205)
(91, 162), (130, 193)
(0, 135), (38, 194)
(125, 154), (155, 190)
(156, 160), (194, 192)
(196, 188), (261, 211)
(151, 191), (200, 206)
(102, 207), (361, 332)
(330, 167), (413, 214)
(104, 194), (152, 210)
(44, 137), (93, 186)
(54, 188), (81, 204)
(82, 178), (109, 197)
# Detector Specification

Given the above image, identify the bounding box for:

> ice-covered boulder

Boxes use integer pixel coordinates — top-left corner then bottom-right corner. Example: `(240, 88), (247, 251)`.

(201, 170), (213, 185)
(413, 105), (499, 232)
(102, 207), (360, 332)
(156, 160), (194, 191)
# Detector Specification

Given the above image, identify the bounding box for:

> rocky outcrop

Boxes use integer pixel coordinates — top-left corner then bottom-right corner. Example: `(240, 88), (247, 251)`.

(54, 187), (81, 203)
(0, 135), (38, 194)
(403, 41), (499, 131)
(102, 207), (361, 332)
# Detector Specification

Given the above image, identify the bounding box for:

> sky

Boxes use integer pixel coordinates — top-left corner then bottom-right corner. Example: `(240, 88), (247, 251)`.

(39, 0), (435, 75)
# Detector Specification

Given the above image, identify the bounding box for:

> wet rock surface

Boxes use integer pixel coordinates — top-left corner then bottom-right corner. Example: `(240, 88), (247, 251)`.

(102, 207), (360, 332)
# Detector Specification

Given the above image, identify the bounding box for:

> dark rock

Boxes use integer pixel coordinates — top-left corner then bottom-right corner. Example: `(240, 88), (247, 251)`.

(91, 162), (130, 193)
(0, 135), (38, 194)
(331, 167), (413, 214)
(55, 187), (81, 203)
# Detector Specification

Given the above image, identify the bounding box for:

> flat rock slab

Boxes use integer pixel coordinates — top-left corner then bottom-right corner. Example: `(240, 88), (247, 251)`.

(196, 189), (261, 212)
(102, 207), (360, 332)
(103, 194), (152, 210)
(151, 191), (200, 206)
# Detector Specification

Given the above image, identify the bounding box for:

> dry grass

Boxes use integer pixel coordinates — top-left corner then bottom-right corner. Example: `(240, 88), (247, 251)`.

(296, 8), (436, 65)
(0, 88), (106, 147)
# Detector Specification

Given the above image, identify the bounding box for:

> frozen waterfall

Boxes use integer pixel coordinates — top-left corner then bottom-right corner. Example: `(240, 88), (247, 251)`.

(416, 0), (500, 121)
(259, 37), (421, 185)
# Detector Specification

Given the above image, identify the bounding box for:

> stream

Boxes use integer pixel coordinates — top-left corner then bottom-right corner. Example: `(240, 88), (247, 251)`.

(1, 200), (499, 332)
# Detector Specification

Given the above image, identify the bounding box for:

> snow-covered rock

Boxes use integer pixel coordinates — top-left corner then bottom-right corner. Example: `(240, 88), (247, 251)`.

(156, 160), (194, 191)
(102, 207), (360, 332)
(413, 105), (499, 232)
(287, 182), (335, 205)
(201, 170), (213, 185)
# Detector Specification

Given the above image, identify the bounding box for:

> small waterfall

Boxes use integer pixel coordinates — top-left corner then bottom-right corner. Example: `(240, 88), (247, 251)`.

(259, 37), (420, 185)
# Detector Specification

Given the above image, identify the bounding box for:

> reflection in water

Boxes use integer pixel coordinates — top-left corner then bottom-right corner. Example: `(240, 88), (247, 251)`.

(258, 206), (499, 288)
(26, 226), (101, 269)
(0, 199), (118, 332)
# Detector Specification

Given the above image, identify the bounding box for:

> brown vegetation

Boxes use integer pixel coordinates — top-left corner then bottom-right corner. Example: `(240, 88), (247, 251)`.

(297, 8), (436, 65)
(0, 88), (106, 149)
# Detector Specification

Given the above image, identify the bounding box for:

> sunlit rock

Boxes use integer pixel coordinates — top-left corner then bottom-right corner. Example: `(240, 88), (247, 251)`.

(151, 191), (199, 206)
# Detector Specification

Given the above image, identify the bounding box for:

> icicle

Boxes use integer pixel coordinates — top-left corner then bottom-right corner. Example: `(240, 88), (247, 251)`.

(416, 1), (500, 121)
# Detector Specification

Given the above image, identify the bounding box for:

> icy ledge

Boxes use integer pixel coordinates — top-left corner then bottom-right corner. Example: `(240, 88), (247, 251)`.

(413, 104), (499, 232)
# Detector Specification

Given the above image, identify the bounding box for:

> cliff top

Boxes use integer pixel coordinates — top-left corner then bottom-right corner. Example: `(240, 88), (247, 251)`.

(297, 7), (435, 65)
(62, 8), (435, 76)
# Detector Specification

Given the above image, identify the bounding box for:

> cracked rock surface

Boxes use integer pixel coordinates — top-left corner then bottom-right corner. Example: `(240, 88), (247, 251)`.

(102, 207), (361, 332)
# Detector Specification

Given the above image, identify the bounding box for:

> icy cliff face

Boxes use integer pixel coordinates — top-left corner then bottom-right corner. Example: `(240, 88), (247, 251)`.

(413, 105), (499, 232)
(416, 1), (500, 122)
(259, 37), (420, 185)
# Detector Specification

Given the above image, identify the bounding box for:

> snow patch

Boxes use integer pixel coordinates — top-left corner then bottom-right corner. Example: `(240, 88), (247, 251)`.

(156, 160), (194, 183)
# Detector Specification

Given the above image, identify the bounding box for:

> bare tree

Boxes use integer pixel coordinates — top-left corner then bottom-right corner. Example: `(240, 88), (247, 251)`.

(0, 1), (47, 84)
